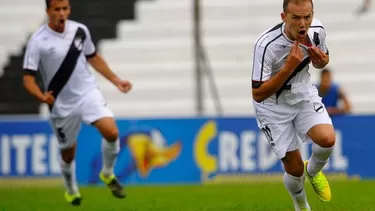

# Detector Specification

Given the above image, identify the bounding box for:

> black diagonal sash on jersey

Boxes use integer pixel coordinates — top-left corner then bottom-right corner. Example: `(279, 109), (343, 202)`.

(275, 57), (311, 99)
(47, 27), (86, 110)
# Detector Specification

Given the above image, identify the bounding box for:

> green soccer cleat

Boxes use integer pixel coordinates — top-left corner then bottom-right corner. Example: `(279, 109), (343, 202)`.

(99, 172), (126, 199)
(304, 161), (331, 202)
(64, 192), (82, 206)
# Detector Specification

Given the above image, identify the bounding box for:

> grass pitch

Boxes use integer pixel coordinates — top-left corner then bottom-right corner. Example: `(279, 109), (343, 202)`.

(0, 180), (374, 211)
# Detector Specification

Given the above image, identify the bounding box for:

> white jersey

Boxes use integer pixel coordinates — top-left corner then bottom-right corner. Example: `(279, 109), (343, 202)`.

(252, 19), (329, 105)
(23, 20), (98, 118)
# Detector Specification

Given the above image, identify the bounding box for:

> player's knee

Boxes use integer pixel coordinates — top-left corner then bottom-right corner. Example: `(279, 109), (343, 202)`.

(282, 157), (304, 177)
(60, 143), (76, 163)
(324, 137), (336, 148)
(316, 131), (336, 148)
(287, 162), (304, 177)
(285, 165), (304, 177)
(104, 129), (119, 142)
(61, 151), (75, 163)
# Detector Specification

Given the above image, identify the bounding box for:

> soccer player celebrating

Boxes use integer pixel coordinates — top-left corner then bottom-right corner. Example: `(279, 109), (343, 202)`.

(23, 0), (132, 206)
(251, 0), (335, 210)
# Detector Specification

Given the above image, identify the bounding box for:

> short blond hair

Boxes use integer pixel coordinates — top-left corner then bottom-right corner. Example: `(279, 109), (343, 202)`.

(283, 0), (314, 12)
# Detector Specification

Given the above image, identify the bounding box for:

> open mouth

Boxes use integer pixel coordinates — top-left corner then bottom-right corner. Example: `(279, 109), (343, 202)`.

(298, 30), (306, 36)
(59, 19), (65, 24)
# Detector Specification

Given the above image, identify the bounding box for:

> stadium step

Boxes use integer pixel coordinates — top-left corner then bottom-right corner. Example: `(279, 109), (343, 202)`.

(0, 0), (138, 115)
(98, 0), (375, 116)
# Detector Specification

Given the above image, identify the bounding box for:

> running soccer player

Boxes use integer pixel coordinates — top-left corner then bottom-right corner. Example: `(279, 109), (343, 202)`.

(251, 0), (335, 210)
(23, 0), (132, 206)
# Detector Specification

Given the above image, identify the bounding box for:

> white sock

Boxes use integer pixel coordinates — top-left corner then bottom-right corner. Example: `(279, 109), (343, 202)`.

(307, 143), (334, 177)
(60, 159), (79, 195)
(101, 139), (120, 177)
(283, 172), (311, 211)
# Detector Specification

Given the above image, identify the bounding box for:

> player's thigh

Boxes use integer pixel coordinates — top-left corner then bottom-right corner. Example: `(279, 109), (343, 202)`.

(50, 115), (81, 150)
(92, 117), (119, 142)
(82, 106), (118, 141)
(79, 94), (118, 141)
(259, 122), (301, 160)
(294, 101), (335, 147)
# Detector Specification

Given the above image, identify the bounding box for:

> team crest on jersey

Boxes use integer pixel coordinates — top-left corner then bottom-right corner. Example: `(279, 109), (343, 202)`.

(74, 37), (83, 51)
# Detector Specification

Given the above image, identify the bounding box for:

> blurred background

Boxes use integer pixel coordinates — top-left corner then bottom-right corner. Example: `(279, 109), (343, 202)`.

(1, 0), (374, 117)
(0, 0), (375, 210)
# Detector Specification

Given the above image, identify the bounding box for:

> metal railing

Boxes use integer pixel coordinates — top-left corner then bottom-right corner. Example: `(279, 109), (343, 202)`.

(193, 0), (223, 116)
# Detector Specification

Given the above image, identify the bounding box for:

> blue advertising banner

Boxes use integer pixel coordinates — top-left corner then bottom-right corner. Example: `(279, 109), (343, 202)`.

(0, 120), (60, 177)
(0, 115), (374, 184)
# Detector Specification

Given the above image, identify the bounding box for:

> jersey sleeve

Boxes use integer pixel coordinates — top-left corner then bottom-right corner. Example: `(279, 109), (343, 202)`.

(251, 42), (274, 88)
(319, 29), (329, 55)
(82, 25), (96, 58)
(23, 38), (40, 76)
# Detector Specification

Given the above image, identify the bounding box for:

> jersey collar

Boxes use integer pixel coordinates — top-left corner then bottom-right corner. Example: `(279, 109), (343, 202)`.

(46, 21), (70, 38)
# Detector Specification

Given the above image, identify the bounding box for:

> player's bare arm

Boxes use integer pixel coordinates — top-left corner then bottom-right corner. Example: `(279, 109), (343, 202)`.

(252, 41), (304, 103)
(87, 53), (132, 93)
(327, 87), (351, 115)
(308, 46), (329, 69)
(23, 74), (55, 105)
(339, 87), (352, 113)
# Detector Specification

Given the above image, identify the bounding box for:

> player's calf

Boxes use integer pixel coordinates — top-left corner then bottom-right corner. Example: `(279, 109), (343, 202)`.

(305, 124), (334, 202)
(307, 124), (335, 177)
(93, 117), (121, 176)
(60, 144), (81, 205)
(93, 117), (125, 198)
(282, 150), (311, 211)
(99, 138), (125, 199)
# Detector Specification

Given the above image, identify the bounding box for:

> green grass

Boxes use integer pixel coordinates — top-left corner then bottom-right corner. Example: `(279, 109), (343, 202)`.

(0, 181), (375, 211)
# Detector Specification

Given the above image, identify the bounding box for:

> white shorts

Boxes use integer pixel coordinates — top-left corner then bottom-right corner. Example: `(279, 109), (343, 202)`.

(254, 100), (332, 159)
(50, 89), (114, 149)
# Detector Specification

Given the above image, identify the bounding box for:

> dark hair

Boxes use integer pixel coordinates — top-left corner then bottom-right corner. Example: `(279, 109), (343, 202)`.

(46, 0), (69, 8)
(45, 0), (51, 8)
(283, 0), (314, 12)
(321, 68), (331, 76)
